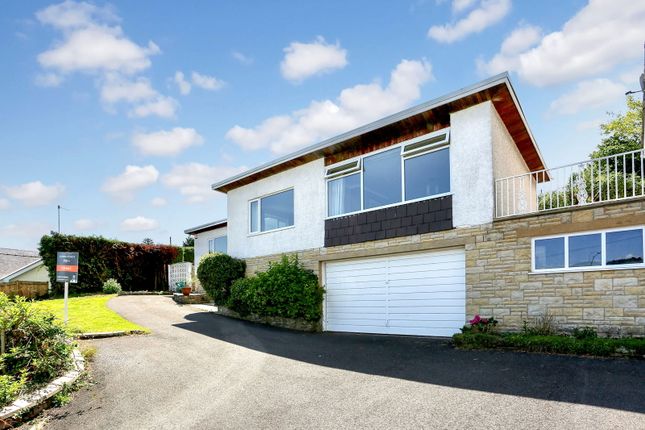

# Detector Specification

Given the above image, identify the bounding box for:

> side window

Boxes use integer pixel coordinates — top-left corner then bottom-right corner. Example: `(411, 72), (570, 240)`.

(249, 189), (294, 233)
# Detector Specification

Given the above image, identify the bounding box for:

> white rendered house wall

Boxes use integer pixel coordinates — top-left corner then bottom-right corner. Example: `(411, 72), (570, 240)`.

(227, 159), (326, 259)
(194, 226), (227, 267)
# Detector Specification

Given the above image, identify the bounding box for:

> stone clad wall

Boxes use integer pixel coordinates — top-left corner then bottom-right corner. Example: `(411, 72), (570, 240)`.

(244, 199), (645, 336)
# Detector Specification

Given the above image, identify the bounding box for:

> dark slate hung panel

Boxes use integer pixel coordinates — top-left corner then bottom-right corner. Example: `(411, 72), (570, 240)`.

(324, 195), (453, 247)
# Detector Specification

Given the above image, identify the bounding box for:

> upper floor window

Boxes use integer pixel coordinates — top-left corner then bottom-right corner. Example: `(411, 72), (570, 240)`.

(249, 189), (294, 233)
(326, 129), (450, 217)
(533, 227), (644, 272)
(208, 236), (227, 254)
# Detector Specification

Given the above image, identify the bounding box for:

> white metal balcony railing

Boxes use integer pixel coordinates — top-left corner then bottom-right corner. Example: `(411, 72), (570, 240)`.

(495, 149), (645, 218)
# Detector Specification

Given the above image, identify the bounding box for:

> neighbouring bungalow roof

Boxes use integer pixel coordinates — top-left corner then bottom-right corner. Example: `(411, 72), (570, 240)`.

(184, 219), (227, 235)
(0, 248), (41, 280)
(212, 72), (547, 193)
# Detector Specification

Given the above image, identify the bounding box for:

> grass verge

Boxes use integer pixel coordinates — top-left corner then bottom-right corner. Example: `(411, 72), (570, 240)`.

(32, 294), (148, 334)
(453, 332), (645, 358)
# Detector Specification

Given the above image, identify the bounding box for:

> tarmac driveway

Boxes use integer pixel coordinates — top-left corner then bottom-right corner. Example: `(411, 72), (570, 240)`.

(40, 295), (645, 429)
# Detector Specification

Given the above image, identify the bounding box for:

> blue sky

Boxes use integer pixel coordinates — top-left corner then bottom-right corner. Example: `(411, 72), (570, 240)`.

(1, 0), (644, 250)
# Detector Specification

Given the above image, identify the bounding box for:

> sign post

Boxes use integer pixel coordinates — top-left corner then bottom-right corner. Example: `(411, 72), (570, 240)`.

(56, 252), (79, 325)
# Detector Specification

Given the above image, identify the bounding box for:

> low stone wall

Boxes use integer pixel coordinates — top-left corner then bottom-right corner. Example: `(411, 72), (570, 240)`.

(215, 306), (320, 332)
(0, 281), (48, 299)
(243, 199), (645, 336)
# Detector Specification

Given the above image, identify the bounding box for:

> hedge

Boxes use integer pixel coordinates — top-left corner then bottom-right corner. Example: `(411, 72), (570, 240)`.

(173, 247), (195, 264)
(227, 255), (324, 322)
(39, 233), (179, 293)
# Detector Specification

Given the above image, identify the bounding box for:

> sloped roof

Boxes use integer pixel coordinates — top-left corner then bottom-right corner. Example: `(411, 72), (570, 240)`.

(184, 219), (227, 235)
(212, 72), (546, 193)
(0, 248), (41, 279)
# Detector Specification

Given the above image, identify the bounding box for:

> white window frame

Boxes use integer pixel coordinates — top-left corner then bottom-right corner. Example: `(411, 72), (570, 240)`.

(531, 225), (645, 273)
(248, 187), (295, 235)
(325, 128), (452, 219)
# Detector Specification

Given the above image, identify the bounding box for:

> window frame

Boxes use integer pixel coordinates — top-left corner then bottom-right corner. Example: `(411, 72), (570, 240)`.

(531, 226), (645, 273)
(324, 128), (452, 219)
(248, 187), (295, 235)
(208, 236), (227, 254)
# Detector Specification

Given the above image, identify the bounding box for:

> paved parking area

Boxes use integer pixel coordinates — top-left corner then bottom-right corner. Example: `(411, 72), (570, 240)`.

(39, 296), (645, 429)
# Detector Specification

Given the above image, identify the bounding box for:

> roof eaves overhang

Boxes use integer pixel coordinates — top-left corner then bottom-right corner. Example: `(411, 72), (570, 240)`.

(212, 72), (546, 192)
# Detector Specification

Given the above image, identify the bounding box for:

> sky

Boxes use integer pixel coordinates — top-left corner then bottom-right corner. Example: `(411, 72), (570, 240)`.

(1, 0), (645, 250)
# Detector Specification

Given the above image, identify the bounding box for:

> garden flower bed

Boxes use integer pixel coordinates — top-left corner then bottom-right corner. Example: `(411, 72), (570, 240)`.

(453, 315), (645, 358)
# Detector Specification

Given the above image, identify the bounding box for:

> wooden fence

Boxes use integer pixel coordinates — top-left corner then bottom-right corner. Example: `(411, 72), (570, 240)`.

(0, 281), (49, 298)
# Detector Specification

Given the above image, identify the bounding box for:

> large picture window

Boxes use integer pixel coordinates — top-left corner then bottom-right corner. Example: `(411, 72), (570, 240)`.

(533, 227), (645, 271)
(249, 189), (294, 233)
(326, 129), (450, 217)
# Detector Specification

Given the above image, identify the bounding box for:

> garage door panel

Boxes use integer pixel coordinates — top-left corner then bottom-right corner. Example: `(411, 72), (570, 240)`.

(387, 306), (464, 314)
(324, 249), (465, 337)
(387, 290), (465, 300)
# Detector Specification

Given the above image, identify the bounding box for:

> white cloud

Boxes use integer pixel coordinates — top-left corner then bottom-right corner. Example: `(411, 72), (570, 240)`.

(226, 59), (433, 154)
(100, 75), (157, 104)
(120, 216), (158, 231)
(129, 95), (178, 118)
(3, 181), (65, 207)
(73, 218), (98, 231)
(162, 163), (246, 204)
(280, 36), (348, 82)
(478, 1), (645, 86)
(151, 197), (167, 207)
(35, 73), (64, 87)
(452, 0), (477, 13)
(101, 165), (159, 201)
(576, 117), (604, 131)
(549, 79), (626, 115)
(174, 71), (191, 95)
(35, 0), (118, 30)
(191, 72), (224, 91)
(36, 1), (175, 119)
(232, 51), (253, 65)
(428, 0), (511, 43)
(37, 23), (159, 75)
(132, 127), (204, 156)
(0, 199), (10, 210)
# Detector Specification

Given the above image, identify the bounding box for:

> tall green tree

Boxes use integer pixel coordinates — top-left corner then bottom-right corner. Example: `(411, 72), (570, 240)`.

(183, 235), (194, 247)
(590, 96), (643, 158)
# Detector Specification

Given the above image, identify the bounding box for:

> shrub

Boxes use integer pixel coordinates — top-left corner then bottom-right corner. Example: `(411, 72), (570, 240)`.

(102, 278), (122, 294)
(572, 326), (598, 340)
(522, 313), (557, 336)
(197, 253), (246, 305)
(227, 255), (324, 322)
(39, 233), (179, 293)
(461, 315), (498, 334)
(0, 293), (74, 407)
(228, 277), (259, 317)
(173, 247), (195, 264)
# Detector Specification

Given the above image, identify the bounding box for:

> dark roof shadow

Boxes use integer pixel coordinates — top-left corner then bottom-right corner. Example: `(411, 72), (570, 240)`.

(174, 311), (645, 414)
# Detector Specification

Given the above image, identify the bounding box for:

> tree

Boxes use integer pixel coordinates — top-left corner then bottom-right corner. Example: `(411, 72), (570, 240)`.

(183, 235), (194, 247)
(142, 238), (154, 245)
(590, 96), (642, 158)
(538, 97), (644, 210)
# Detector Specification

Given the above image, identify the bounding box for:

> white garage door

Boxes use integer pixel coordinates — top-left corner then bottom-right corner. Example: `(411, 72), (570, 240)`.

(324, 248), (465, 337)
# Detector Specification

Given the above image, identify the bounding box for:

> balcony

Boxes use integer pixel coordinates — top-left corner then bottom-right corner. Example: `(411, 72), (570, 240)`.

(495, 149), (645, 218)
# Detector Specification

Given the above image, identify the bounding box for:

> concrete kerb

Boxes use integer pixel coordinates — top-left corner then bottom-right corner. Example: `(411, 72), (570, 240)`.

(0, 348), (85, 425)
(76, 330), (147, 339)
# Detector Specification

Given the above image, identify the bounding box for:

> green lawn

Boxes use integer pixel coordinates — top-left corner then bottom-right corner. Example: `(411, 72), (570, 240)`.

(33, 294), (148, 334)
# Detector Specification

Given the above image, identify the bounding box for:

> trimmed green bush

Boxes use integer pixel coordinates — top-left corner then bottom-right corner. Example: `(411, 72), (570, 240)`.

(197, 253), (246, 305)
(453, 331), (645, 358)
(39, 233), (180, 293)
(0, 293), (74, 407)
(227, 255), (324, 322)
(102, 278), (122, 294)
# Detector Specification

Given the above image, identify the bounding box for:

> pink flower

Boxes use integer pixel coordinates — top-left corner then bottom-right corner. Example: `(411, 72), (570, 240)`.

(469, 315), (481, 325)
